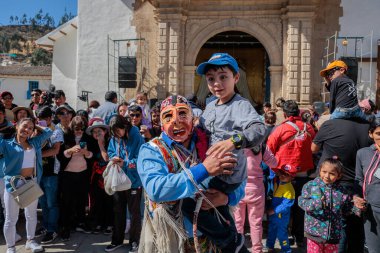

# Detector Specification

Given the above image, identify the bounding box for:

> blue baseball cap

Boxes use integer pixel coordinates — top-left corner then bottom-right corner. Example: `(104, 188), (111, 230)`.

(196, 53), (239, 75)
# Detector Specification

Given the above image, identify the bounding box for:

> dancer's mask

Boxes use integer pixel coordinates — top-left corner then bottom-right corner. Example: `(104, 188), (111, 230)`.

(160, 95), (193, 143)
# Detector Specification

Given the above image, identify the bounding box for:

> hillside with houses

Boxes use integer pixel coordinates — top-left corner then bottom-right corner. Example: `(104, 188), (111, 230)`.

(0, 9), (74, 66)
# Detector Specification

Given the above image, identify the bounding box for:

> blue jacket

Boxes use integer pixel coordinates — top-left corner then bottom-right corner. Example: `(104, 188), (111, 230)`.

(271, 181), (295, 217)
(137, 132), (246, 204)
(108, 126), (144, 188)
(0, 128), (53, 192)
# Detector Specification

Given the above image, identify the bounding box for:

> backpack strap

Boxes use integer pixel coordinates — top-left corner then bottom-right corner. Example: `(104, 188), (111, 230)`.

(285, 121), (300, 133)
(279, 121), (308, 148)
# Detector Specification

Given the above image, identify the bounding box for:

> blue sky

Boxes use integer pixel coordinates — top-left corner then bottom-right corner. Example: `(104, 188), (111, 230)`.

(0, 0), (77, 26)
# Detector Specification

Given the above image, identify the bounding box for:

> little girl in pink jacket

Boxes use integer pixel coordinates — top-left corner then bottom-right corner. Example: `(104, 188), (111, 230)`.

(233, 145), (277, 253)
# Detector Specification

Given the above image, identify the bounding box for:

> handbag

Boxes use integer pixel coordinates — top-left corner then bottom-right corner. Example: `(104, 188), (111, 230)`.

(10, 153), (44, 208)
(10, 176), (44, 208)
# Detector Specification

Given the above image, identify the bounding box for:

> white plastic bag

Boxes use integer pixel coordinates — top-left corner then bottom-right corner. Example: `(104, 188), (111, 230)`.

(103, 161), (132, 195)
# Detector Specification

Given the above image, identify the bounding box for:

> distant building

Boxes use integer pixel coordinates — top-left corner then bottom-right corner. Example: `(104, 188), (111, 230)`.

(36, 0), (380, 109)
(0, 65), (52, 106)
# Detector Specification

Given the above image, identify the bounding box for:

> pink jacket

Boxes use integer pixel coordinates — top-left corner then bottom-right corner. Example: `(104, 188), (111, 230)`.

(244, 146), (278, 184)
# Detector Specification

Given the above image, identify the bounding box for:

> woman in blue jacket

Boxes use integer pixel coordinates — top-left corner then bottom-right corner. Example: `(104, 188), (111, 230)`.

(106, 115), (144, 252)
(1, 117), (52, 253)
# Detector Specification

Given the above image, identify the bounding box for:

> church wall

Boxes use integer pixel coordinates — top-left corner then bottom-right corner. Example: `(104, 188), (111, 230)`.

(52, 30), (78, 108)
(76, 0), (137, 109)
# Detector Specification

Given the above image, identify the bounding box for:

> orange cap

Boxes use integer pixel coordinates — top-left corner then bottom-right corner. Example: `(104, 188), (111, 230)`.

(319, 60), (348, 77)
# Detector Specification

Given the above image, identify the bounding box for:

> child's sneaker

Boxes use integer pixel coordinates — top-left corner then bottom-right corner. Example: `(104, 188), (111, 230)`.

(25, 240), (44, 252)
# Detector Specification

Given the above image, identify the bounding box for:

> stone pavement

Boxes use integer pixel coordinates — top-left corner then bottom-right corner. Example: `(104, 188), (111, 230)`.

(0, 213), (306, 253)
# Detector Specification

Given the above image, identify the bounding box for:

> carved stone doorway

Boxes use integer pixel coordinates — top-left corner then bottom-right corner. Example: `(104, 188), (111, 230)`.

(194, 31), (270, 106)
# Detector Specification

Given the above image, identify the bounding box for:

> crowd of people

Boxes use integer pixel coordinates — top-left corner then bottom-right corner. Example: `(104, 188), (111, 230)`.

(0, 54), (379, 253)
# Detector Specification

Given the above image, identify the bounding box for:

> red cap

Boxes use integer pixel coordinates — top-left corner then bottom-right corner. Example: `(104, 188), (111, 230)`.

(0, 91), (13, 99)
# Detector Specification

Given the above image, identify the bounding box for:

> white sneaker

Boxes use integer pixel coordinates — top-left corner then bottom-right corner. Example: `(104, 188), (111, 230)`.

(6, 247), (16, 253)
(25, 240), (44, 253)
(15, 233), (22, 243)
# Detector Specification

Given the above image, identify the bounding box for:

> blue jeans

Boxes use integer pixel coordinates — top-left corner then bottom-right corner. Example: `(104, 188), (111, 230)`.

(331, 105), (368, 121)
(39, 175), (59, 233)
(267, 213), (292, 253)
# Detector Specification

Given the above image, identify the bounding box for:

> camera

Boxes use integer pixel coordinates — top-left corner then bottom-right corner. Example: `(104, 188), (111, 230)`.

(40, 84), (57, 106)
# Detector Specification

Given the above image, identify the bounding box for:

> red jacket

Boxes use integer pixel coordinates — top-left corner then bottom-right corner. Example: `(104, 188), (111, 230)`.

(267, 116), (315, 173)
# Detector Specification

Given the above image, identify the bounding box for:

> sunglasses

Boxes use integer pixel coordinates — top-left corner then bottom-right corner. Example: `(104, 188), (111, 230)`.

(130, 113), (141, 118)
(2, 96), (12, 100)
(326, 67), (340, 77)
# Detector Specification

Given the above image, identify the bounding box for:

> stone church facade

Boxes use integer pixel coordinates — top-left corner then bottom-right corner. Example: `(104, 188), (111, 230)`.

(131, 0), (342, 106)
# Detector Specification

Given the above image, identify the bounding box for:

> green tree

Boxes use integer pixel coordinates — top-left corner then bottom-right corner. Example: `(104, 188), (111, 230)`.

(14, 16), (19, 25)
(38, 9), (44, 25)
(31, 48), (52, 66)
(43, 13), (55, 28)
(21, 14), (28, 25)
(9, 16), (14, 24)
(58, 8), (75, 26)
(29, 17), (37, 30)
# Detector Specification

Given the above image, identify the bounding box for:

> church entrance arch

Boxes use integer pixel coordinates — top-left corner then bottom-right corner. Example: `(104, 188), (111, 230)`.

(184, 18), (283, 107)
(194, 31), (269, 106)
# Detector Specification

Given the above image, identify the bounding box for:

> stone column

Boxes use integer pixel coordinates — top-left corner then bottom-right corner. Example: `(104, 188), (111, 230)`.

(300, 19), (312, 104)
(286, 19), (301, 101)
(168, 21), (180, 94)
(285, 12), (314, 104)
(157, 22), (169, 99)
(183, 65), (196, 95)
(156, 17), (184, 99)
(269, 65), (283, 104)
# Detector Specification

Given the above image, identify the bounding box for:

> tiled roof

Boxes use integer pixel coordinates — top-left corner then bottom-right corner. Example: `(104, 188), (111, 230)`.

(0, 65), (52, 77)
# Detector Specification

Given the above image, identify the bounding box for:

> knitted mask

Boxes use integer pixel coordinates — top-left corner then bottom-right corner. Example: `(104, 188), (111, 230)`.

(160, 95), (193, 143)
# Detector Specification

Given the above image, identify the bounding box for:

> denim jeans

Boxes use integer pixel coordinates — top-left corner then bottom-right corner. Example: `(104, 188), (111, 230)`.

(330, 105), (367, 121)
(39, 175), (59, 233)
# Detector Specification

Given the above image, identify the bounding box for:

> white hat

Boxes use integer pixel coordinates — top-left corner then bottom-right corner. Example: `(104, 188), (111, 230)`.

(86, 117), (109, 135)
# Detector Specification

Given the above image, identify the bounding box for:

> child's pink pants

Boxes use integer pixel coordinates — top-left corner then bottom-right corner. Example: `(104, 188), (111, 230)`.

(233, 178), (265, 253)
(307, 238), (339, 253)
